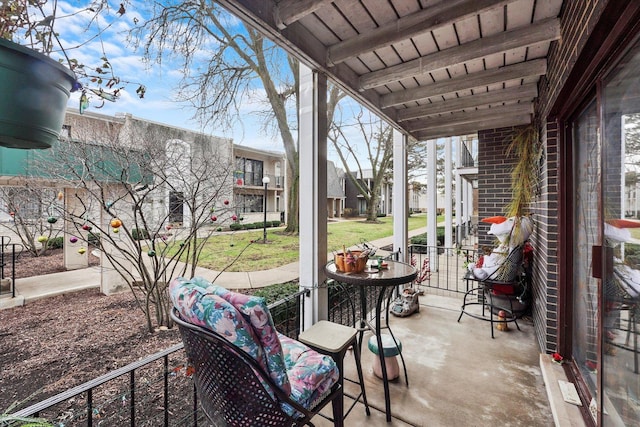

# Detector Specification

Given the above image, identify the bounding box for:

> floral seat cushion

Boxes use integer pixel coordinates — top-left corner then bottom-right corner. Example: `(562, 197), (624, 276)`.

(169, 277), (339, 414)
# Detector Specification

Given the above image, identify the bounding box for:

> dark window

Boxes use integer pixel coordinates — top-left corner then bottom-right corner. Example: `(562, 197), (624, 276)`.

(236, 194), (265, 213)
(235, 157), (264, 186)
(169, 191), (184, 223)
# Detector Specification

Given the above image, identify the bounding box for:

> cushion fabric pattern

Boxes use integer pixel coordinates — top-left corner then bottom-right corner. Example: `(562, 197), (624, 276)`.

(169, 277), (339, 415)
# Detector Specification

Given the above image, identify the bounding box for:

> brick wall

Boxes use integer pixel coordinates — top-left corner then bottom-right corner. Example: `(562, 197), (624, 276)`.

(537, 0), (607, 118)
(476, 126), (522, 249)
(532, 122), (559, 353)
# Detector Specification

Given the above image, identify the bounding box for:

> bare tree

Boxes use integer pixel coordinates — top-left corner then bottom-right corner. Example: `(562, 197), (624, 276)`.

(327, 88), (393, 222)
(130, 1), (301, 233)
(31, 121), (234, 331)
(0, 183), (62, 256)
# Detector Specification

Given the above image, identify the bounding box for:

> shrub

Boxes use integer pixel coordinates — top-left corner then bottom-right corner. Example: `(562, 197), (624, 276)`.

(343, 208), (356, 218)
(47, 236), (64, 249)
(270, 220), (281, 227)
(253, 282), (299, 304)
(410, 226), (455, 250)
(229, 223), (243, 231)
(132, 228), (150, 240)
(88, 232), (101, 246)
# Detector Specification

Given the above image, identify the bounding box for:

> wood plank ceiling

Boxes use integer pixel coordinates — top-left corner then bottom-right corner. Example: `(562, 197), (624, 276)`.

(217, 0), (564, 141)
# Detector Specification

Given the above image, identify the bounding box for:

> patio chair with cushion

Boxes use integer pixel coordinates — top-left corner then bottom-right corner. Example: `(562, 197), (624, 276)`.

(169, 276), (344, 426)
(458, 244), (526, 338)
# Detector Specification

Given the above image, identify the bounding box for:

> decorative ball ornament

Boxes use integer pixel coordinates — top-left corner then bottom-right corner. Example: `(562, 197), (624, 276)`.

(70, 236), (78, 243)
(224, 200), (230, 205)
(166, 225), (172, 230)
(179, 242), (185, 247)
(210, 207), (215, 213)
(112, 228), (120, 233)
(211, 215), (217, 222)
(147, 250), (156, 257)
(37, 235), (48, 243)
(82, 224), (92, 231)
(57, 191), (64, 200)
(231, 215), (238, 221)
(47, 216), (58, 224)
(216, 227), (222, 232)
(110, 218), (122, 228)
(106, 201), (114, 208)
(78, 247), (87, 255)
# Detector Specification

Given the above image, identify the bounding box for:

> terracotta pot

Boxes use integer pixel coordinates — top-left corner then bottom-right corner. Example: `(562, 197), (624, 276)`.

(0, 38), (76, 149)
(334, 250), (368, 273)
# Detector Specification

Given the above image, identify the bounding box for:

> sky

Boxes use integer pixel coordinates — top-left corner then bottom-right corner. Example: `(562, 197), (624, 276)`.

(30, 1), (441, 175)
(49, 0), (294, 154)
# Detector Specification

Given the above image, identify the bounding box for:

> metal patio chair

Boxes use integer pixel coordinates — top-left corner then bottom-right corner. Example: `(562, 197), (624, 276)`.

(172, 308), (344, 426)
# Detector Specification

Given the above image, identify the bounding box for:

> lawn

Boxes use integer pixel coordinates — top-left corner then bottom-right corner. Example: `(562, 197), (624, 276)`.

(193, 214), (428, 272)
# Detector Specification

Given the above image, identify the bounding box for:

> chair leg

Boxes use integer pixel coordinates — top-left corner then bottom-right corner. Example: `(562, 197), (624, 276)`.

(351, 338), (371, 415)
(331, 387), (344, 427)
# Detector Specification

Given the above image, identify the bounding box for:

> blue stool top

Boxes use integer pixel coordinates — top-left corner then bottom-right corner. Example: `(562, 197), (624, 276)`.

(367, 334), (402, 357)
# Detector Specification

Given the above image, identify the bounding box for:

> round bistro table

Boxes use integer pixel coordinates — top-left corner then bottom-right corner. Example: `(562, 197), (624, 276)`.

(325, 260), (417, 423)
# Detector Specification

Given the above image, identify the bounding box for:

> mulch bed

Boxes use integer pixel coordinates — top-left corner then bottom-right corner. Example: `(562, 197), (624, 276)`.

(0, 250), (193, 424)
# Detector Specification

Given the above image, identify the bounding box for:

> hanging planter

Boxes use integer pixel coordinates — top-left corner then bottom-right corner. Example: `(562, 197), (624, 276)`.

(0, 38), (76, 149)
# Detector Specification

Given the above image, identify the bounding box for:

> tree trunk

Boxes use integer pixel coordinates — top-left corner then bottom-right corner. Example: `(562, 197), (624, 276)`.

(285, 172), (299, 234)
(366, 192), (378, 222)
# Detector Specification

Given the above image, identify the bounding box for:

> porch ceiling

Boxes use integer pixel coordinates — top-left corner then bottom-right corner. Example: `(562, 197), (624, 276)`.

(216, 0), (563, 140)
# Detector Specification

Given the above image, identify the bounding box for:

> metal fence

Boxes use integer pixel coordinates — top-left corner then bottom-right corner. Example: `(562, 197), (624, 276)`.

(0, 236), (21, 299)
(408, 244), (480, 295)
(10, 289), (309, 426)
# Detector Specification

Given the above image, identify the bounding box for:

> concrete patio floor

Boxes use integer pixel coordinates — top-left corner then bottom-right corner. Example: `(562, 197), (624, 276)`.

(314, 293), (555, 427)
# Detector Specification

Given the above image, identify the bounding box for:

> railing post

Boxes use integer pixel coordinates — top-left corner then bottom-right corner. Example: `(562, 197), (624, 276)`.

(87, 388), (93, 427)
(164, 354), (169, 427)
(129, 370), (135, 427)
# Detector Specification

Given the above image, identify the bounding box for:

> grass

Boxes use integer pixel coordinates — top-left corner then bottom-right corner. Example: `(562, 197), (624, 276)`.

(192, 214), (428, 272)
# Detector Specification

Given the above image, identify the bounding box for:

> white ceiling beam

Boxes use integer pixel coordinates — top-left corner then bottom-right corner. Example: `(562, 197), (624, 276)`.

(360, 17), (560, 90)
(395, 83), (538, 122)
(327, 0), (517, 66)
(381, 58), (547, 108)
(274, 0), (334, 29)
(404, 103), (533, 132)
(413, 114), (532, 141)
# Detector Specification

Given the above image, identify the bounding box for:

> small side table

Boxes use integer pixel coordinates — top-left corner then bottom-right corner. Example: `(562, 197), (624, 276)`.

(298, 320), (370, 419)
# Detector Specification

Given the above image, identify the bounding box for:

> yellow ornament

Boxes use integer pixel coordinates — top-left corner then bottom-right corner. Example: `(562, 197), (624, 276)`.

(78, 247), (87, 255)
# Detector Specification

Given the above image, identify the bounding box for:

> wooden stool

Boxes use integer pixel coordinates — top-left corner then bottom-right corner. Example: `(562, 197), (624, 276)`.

(368, 334), (402, 381)
(298, 320), (370, 418)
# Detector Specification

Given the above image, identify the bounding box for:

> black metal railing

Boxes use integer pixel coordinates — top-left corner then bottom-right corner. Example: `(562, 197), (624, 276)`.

(10, 289), (309, 426)
(0, 236), (21, 298)
(408, 244), (480, 294)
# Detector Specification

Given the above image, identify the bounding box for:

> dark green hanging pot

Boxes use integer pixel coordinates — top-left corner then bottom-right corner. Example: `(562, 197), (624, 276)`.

(0, 38), (77, 149)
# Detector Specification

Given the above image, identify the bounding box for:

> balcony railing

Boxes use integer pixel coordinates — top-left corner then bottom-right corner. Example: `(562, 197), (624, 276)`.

(9, 246), (475, 425)
(10, 289), (309, 426)
(233, 173), (284, 189)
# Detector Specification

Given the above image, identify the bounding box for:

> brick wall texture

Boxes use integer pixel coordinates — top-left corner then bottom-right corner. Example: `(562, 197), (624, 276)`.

(477, 0), (609, 353)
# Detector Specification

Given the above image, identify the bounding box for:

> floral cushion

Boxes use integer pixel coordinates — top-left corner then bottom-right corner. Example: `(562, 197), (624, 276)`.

(196, 280), (291, 395)
(169, 277), (339, 415)
(279, 334), (339, 409)
(169, 277), (266, 371)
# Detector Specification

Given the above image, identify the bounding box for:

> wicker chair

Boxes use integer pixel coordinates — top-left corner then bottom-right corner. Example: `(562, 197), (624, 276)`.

(172, 309), (344, 426)
(458, 244), (526, 338)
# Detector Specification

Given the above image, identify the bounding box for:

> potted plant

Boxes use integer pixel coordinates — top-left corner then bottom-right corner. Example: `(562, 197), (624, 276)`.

(0, 0), (145, 149)
(491, 125), (541, 313)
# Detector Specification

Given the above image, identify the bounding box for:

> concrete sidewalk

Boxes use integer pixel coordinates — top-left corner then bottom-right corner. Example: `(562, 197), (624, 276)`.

(3, 227), (427, 308)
